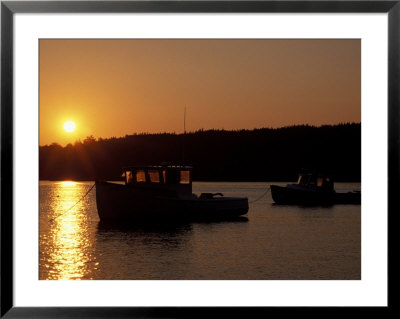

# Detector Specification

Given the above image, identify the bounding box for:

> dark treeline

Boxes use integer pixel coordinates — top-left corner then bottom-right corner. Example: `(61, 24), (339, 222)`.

(39, 123), (361, 182)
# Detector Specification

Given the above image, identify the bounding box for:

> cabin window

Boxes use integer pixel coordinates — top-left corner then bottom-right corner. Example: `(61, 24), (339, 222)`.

(148, 170), (160, 183)
(126, 171), (133, 184)
(135, 170), (146, 183)
(179, 170), (190, 184)
(317, 177), (324, 187)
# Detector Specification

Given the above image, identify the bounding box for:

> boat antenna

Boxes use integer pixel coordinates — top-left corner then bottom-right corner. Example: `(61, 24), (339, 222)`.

(182, 106), (186, 165)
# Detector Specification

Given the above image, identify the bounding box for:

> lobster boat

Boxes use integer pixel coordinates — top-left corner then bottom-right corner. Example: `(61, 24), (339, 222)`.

(95, 165), (249, 221)
(271, 171), (361, 206)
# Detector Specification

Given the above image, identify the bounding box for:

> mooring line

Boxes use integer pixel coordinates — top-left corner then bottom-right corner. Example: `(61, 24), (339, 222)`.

(249, 186), (271, 204)
(49, 183), (96, 222)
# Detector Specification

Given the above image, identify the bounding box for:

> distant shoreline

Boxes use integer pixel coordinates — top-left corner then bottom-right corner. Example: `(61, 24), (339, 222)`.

(40, 123), (361, 182)
(40, 123), (360, 148)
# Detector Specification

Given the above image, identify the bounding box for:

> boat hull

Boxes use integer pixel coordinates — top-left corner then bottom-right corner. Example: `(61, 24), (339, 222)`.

(95, 181), (249, 221)
(271, 185), (360, 205)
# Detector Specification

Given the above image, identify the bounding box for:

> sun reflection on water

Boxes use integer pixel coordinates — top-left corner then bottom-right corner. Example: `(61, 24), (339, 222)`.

(41, 182), (96, 280)
(58, 180), (78, 187)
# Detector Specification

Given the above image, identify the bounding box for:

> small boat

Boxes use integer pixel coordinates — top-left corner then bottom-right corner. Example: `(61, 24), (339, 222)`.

(95, 165), (249, 221)
(271, 171), (361, 205)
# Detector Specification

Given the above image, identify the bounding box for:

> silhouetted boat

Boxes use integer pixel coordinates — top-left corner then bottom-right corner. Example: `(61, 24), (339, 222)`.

(271, 171), (361, 205)
(95, 165), (249, 221)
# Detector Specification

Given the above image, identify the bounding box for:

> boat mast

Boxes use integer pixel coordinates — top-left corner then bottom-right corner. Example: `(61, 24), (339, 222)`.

(182, 106), (186, 165)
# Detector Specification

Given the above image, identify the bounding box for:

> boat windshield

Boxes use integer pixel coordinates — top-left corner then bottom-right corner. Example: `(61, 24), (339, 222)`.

(297, 173), (332, 189)
(124, 167), (192, 186)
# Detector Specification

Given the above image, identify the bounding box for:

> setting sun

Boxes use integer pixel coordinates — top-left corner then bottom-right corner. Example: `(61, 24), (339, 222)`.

(63, 121), (76, 133)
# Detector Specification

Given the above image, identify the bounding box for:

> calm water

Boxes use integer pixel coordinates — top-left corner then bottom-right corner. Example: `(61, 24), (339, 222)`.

(39, 181), (361, 280)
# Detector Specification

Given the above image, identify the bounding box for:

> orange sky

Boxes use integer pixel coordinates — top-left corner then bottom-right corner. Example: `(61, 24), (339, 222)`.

(39, 39), (360, 146)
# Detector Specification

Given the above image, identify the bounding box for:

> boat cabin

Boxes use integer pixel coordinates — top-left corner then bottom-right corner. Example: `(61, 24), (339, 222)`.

(296, 172), (334, 191)
(122, 165), (193, 197)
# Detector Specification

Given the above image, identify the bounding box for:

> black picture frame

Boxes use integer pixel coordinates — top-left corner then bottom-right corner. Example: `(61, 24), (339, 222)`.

(1, 1), (397, 317)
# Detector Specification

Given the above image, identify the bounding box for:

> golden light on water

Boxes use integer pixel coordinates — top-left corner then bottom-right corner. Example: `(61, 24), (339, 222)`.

(59, 181), (77, 187)
(41, 182), (96, 280)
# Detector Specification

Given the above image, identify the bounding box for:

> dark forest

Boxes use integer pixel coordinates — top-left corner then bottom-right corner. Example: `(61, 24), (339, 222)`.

(39, 123), (361, 182)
